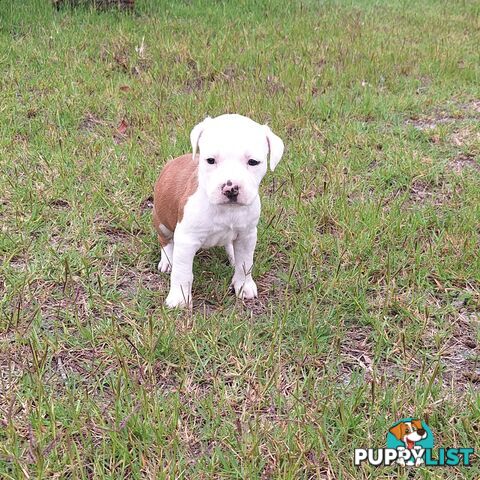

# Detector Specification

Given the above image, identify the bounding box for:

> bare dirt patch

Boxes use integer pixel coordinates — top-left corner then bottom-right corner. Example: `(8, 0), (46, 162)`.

(405, 99), (480, 131)
(408, 179), (454, 206)
(52, 347), (116, 391)
(339, 325), (375, 383)
(264, 178), (287, 197)
(265, 75), (285, 95)
(239, 252), (290, 316)
(456, 99), (480, 115)
(98, 224), (132, 244)
(112, 266), (166, 298)
(182, 65), (244, 94)
(48, 198), (70, 209)
(40, 282), (91, 325)
(448, 153), (480, 174)
(79, 113), (135, 144)
(0, 343), (32, 393)
(79, 112), (106, 132)
(0, 342), (34, 436)
(316, 214), (342, 237)
(100, 37), (151, 76)
(54, 0), (135, 10)
(6, 254), (29, 272)
(431, 311), (479, 390)
(418, 281), (480, 391)
(140, 195), (154, 214)
(406, 117), (454, 131)
(241, 272), (282, 316)
(382, 177), (462, 211)
(450, 125), (479, 148)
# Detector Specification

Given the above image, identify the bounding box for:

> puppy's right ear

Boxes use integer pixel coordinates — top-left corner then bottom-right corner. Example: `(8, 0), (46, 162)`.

(264, 125), (284, 171)
(190, 117), (211, 158)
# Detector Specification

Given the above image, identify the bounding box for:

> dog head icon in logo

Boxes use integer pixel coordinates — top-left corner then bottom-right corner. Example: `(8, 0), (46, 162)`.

(387, 418), (433, 465)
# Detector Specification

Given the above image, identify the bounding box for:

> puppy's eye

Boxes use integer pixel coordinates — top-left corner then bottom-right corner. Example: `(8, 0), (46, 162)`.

(248, 159), (260, 166)
(206, 158), (216, 165)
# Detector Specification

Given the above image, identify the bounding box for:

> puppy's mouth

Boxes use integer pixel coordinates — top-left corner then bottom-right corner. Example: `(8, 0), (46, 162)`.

(222, 198), (243, 206)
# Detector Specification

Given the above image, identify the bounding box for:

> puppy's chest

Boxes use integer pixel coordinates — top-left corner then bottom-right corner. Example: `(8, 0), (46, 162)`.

(201, 226), (237, 248)
(203, 211), (252, 247)
(188, 207), (255, 248)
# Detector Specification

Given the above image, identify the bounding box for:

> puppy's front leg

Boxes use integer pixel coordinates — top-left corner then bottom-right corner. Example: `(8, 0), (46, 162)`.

(165, 235), (198, 308)
(231, 228), (258, 299)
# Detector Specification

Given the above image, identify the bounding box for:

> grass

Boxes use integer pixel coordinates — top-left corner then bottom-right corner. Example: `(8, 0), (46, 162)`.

(1, 0), (480, 478)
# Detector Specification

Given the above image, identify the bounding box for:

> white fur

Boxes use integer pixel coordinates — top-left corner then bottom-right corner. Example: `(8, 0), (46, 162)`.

(163, 114), (284, 308)
(395, 422), (428, 466)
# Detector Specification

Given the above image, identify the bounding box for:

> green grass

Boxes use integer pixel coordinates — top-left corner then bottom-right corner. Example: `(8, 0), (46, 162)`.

(1, 0), (480, 478)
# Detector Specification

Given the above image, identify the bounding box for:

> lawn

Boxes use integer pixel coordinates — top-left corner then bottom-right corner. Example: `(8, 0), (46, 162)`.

(1, 0), (480, 478)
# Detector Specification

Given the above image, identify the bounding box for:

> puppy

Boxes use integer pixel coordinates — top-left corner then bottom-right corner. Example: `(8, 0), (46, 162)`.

(389, 419), (428, 466)
(153, 114), (284, 308)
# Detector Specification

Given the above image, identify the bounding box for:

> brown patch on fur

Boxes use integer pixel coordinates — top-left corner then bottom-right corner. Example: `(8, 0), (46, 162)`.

(389, 420), (423, 441)
(412, 419), (423, 430)
(153, 154), (199, 246)
(389, 422), (406, 440)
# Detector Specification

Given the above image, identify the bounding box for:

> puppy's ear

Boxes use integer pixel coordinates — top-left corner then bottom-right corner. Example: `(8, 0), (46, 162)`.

(190, 117), (211, 158)
(389, 423), (405, 440)
(265, 125), (284, 171)
(412, 420), (423, 430)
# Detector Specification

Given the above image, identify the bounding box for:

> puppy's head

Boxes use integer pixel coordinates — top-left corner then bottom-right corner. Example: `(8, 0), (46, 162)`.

(389, 420), (427, 446)
(190, 114), (284, 206)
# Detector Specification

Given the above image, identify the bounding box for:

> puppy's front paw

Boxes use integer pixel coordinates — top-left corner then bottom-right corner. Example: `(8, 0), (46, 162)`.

(165, 289), (191, 309)
(157, 257), (172, 273)
(232, 277), (258, 300)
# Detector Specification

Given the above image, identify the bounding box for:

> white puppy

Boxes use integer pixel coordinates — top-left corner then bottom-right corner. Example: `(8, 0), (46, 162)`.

(153, 114), (284, 308)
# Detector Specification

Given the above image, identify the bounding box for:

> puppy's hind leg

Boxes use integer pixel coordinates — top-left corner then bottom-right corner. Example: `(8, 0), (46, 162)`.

(158, 242), (174, 273)
(165, 233), (199, 308)
(225, 243), (235, 266)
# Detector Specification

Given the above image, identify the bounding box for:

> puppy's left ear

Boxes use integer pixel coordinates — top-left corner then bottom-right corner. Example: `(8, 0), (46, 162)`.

(388, 423), (404, 440)
(190, 116), (211, 158)
(265, 125), (284, 171)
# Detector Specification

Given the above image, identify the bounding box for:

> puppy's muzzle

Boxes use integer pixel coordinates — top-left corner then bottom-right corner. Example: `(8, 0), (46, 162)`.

(222, 180), (239, 202)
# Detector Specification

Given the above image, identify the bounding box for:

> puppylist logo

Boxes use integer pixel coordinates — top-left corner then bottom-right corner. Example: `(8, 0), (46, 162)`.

(354, 418), (474, 467)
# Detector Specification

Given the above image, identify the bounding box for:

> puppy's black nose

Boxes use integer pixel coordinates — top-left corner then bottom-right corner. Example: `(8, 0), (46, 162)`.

(222, 182), (239, 200)
(417, 429), (426, 436)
